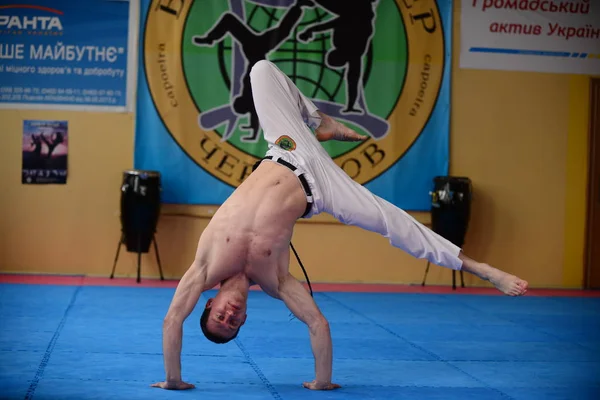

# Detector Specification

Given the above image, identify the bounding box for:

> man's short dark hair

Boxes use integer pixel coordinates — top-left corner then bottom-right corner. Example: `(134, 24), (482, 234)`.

(199, 306), (240, 344)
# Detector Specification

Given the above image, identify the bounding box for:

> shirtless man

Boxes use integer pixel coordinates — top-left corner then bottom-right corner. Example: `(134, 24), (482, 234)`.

(151, 60), (528, 392)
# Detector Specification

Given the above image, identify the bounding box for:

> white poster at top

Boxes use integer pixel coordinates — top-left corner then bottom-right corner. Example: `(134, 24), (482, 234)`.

(460, 0), (600, 75)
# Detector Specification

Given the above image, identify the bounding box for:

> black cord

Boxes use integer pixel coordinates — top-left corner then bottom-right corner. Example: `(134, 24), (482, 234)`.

(288, 241), (313, 321)
(290, 241), (313, 297)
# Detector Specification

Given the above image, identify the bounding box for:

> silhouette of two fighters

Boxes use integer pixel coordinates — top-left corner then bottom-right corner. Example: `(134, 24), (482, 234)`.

(298, 0), (378, 114)
(192, 0), (315, 141)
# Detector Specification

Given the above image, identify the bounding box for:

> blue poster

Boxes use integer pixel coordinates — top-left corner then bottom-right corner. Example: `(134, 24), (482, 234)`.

(0, 0), (132, 111)
(134, 0), (452, 211)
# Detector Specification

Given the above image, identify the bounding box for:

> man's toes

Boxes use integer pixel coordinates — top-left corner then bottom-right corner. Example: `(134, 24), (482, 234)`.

(518, 282), (528, 293)
(515, 284), (527, 296)
(510, 283), (523, 296)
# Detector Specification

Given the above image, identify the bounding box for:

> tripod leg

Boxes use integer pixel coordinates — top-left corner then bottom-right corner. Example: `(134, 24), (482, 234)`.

(421, 261), (431, 286)
(137, 236), (142, 283)
(153, 235), (164, 280)
(137, 251), (142, 283)
(452, 270), (456, 290)
(110, 234), (124, 279)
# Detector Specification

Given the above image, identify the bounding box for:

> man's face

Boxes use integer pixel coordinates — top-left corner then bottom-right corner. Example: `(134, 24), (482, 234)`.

(204, 297), (247, 339)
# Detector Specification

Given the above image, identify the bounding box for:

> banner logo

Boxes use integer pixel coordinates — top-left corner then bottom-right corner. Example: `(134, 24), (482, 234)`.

(144, 0), (445, 187)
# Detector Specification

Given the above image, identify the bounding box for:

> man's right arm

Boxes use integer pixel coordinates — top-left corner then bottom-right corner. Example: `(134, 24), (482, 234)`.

(152, 263), (206, 390)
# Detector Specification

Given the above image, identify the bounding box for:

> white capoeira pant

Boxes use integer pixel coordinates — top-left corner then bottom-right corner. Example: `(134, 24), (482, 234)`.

(250, 60), (463, 271)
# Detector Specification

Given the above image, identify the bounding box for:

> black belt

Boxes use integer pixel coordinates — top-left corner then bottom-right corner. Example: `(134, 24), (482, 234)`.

(253, 156), (313, 218)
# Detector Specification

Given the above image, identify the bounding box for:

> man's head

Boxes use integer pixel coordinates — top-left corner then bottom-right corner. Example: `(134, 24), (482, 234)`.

(200, 296), (247, 344)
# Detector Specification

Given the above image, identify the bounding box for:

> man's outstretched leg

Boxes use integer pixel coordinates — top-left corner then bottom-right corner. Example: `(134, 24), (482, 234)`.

(313, 114), (528, 296)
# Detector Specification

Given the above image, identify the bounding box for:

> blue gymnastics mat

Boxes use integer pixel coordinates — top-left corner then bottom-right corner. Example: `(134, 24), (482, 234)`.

(1, 283), (599, 399)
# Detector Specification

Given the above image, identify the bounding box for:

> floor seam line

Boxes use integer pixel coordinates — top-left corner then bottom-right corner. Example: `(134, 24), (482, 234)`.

(24, 285), (82, 400)
(234, 339), (283, 400)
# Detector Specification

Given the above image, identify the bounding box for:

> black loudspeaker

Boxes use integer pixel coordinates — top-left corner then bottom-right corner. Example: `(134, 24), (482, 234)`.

(111, 169), (164, 283)
(422, 176), (473, 289)
(120, 170), (162, 252)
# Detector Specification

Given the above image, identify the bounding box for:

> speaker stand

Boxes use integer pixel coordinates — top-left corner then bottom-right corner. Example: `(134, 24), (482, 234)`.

(421, 261), (465, 290)
(110, 233), (165, 283)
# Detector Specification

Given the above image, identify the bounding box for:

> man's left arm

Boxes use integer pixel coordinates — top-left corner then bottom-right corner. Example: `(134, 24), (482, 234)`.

(278, 273), (341, 390)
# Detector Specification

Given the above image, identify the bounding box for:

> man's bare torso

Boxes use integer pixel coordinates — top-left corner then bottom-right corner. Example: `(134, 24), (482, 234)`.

(195, 161), (308, 297)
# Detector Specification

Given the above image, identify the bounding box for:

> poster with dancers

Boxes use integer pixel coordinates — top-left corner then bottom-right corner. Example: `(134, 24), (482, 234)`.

(22, 120), (68, 184)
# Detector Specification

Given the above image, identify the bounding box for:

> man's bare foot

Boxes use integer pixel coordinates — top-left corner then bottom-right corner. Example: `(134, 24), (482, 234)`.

(488, 267), (529, 296)
(315, 112), (368, 142)
(458, 253), (528, 296)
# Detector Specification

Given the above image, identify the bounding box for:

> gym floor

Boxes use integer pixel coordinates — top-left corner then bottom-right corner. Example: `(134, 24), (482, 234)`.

(1, 274), (599, 400)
